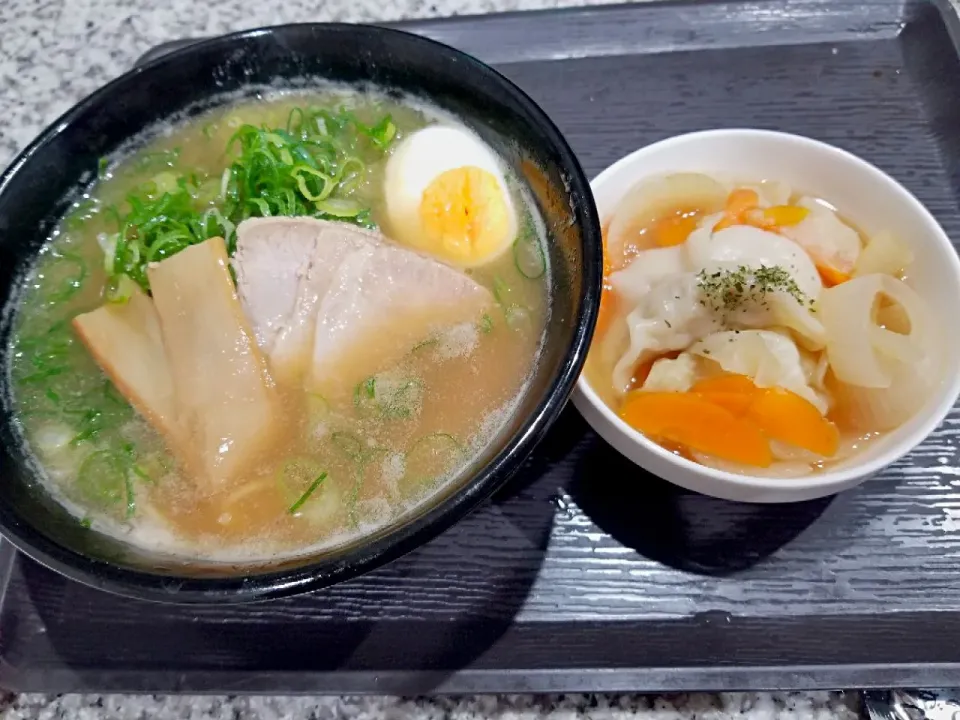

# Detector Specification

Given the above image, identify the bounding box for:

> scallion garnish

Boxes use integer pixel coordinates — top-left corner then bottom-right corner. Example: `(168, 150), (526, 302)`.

(288, 472), (328, 514)
(479, 313), (493, 334)
(94, 105), (397, 293)
(513, 224), (545, 279)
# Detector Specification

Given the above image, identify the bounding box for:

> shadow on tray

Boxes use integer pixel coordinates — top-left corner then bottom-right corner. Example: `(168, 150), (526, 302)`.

(20, 420), (565, 692)
(564, 411), (834, 576)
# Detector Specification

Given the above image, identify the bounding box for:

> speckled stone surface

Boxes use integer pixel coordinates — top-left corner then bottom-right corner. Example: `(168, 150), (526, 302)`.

(0, 692), (862, 719)
(0, 0), (926, 717)
(0, 0), (629, 172)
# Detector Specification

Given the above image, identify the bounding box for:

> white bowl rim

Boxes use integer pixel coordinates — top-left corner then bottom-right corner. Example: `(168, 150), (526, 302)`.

(577, 127), (960, 493)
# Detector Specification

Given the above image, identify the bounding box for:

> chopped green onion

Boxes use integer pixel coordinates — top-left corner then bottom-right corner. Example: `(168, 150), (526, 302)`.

(288, 472), (328, 514)
(98, 233), (118, 274)
(492, 274), (530, 329)
(306, 393), (331, 422)
(105, 273), (137, 304)
(49, 253), (86, 302)
(353, 375), (422, 419)
(411, 336), (439, 353)
(90, 105), (395, 293)
(315, 198), (364, 218)
(513, 228), (546, 279)
(402, 433), (465, 491)
(103, 381), (126, 408)
(125, 472), (136, 518)
(479, 313), (494, 334)
(492, 276), (511, 307)
(332, 432), (365, 462)
(506, 305), (532, 329)
(353, 377), (378, 416)
(76, 450), (126, 509)
(378, 378), (422, 419)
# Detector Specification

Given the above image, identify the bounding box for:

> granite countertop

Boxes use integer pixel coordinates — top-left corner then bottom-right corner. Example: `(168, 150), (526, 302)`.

(0, 0), (626, 170)
(0, 0), (916, 717)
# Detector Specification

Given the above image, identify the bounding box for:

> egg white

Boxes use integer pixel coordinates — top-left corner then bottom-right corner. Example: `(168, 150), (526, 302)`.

(383, 124), (517, 265)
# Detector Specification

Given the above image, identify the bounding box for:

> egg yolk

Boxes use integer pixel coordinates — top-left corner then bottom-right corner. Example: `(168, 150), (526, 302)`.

(419, 166), (511, 265)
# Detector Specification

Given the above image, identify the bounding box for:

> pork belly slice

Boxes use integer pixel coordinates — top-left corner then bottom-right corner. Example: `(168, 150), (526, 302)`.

(232, 217), (382, 385)
(307, 241), (495, 397)
(148, 236), (281, 488)
(72, 285), (179, 445)
(232, 217), (319, 353)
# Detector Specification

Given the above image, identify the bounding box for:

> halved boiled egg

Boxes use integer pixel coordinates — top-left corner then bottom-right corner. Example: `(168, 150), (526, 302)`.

(383, 125), (518, 267)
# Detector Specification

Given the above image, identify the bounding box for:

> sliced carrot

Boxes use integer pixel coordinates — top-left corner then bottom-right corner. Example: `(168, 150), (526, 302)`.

(696, 391), (755, 415)
(763, 205), (809, 227)
(743, 208), (778, 230)
(712, 190), (810, 237)
(746, 387), (840, 457)
(817, 264), (851, 287)
(690, 373), (762, 415)
(726, 188), (760, 216)
(690, 373), (759, 396)
(619, 391), (772, 467)
(653, 210), (701, 247)
(712, 188), (760, 232)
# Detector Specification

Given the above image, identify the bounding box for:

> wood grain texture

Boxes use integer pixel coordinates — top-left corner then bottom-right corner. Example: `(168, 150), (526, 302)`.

(4, 0), (960, 694)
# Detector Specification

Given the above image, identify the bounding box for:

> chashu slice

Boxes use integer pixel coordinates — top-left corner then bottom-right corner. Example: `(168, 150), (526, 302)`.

(307, 241), (495, 398)
(148, 236), (281, 488)
(231, 217), (319, 352)
(72, 285), (179, 446)
(232, 217), (382, 385)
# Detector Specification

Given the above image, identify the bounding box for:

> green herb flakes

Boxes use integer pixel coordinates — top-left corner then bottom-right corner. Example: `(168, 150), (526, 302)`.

(697, 264), (812, 315)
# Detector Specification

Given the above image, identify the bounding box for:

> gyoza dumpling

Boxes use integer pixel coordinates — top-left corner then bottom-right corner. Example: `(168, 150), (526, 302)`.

(610, 272), (721, 394)
(641, 353), (699, 392)
(781, 197), (861, 276)
(598, 245), (702, 394)
(687, 224), (826, 349)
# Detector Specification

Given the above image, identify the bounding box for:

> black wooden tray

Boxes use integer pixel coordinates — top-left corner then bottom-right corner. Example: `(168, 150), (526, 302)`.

(3, 0), (960, 694)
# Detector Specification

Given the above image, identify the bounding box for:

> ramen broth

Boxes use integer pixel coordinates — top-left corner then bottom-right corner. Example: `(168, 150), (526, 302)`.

(9, 90), (550, 560)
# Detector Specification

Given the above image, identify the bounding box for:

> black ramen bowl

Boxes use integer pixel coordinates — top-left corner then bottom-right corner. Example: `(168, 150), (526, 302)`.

(0, 24), (601, 603)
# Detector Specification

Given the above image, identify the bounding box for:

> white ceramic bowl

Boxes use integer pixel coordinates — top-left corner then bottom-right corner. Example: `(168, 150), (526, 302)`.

(571, 128), (960, 503)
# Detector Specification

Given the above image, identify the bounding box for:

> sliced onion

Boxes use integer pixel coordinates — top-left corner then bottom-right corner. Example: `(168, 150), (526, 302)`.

(606, 173), (727, 268)
(691, 451), (814, 478)
(854, 231), (914, 277)
(818, 274), (934, 388)
(769, 440), (825, 463)
(751, 179), (792, 207)
(830, 364), (941, 432)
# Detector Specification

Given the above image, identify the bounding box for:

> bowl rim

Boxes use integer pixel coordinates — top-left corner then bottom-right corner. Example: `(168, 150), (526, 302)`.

(576, 127), (960, 496)
(0, 22), (602, 603)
